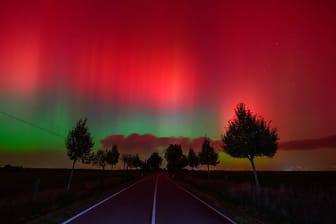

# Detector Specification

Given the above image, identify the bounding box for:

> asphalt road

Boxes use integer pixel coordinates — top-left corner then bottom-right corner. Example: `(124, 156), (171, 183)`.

(62, 173), (235, 224)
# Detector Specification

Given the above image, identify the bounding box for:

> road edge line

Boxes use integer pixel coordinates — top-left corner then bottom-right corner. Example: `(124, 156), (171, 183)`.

(151, 174), (160, 224)
(168, 176), (237, 224)
(61, 178), (146, 224)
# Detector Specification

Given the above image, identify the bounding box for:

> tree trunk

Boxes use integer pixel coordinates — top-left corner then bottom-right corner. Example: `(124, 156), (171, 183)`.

(67, 159), (76, 192)
(207, 164), (210, 178)
(249, 157), (260, 192)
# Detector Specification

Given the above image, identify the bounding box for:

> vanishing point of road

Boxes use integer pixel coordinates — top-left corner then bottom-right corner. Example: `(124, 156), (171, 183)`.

(62, 173), (236, 224)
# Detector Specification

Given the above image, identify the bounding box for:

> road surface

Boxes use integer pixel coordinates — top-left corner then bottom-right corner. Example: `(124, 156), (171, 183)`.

(62, 173), (236, 224)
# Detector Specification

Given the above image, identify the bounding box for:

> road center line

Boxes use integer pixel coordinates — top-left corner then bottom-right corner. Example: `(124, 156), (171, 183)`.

(61, 178), (146, 224)
(151, 174), (160, 224)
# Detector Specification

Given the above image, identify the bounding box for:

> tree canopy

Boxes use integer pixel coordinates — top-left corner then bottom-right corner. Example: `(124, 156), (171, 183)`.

(66, 118), (94, 164)
(222, 103), (278, 159)
(164, 144), (187, 171)
(147, 152), (163, 171)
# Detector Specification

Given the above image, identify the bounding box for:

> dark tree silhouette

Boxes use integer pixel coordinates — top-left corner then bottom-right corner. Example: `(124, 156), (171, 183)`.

(147, 152), (163, 171)
(106, 145), (120, 169)
(122, 154), (132, 170)
(121, 154), (143, 170)
(92, 149), (107, 170)
(199, 138), (219, 175)
(65, 118), (94, 191)
(164, 144), (186, 172)
(222, 103), (278, 190)
(132, 154), (144, 169)
(178, 154), (188, 170)
(187, 148), (200, 170)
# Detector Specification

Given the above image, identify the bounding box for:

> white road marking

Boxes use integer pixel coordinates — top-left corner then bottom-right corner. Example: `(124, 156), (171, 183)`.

(61, 178), (146, 224)
(167, 175), (237, 224)
(151, 174), (161, 224)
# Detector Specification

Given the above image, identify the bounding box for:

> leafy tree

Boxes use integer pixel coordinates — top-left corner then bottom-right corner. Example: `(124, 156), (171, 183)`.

(222, 103), (278, 190)
(178, 154), (188, 170)
(187, 148), (200, 170)
(121, 154), (143, 170)
(147, 152), (162, 171)
(65, 118), (94, 191)
(122, 154), (132, 170)
(164, 144), (186, 172)
(92, 149), (107, 170)
(132, 154), (144, 169)
(199, 138), (219, 175)
(106, 145), (120, 169)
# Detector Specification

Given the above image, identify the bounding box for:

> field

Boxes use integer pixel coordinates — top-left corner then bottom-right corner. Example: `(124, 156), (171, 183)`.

(175, 171), (336, 224)
(0, 168), (142, 223)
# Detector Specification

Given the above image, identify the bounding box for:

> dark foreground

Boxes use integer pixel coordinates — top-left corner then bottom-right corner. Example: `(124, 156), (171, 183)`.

(2, 169), (335, 223)
(0, 168), (142, 223)
(176, 171), (336, 224)
(63, 173), (234, 224)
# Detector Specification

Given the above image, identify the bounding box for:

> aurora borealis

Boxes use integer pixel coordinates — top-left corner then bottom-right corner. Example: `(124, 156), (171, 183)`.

(1, 0), (336, 170)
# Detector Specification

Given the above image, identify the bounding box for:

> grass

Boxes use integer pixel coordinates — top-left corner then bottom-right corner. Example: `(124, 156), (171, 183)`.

(174, 171), (336, 224)
(0, 168), (143, 223)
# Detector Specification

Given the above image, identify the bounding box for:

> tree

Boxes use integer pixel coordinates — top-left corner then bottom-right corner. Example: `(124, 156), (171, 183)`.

(121, 154), (143, 170)
(187, 148), (200, 170)
(164, 144), (187, 172)
(92, 149), (107, 170)
(65, 118), (94, 191)
(147, 152), (162, 171)
(132, 154), (144, 169)
(122, 154), (132, 170)
(199, 138), (219, 175)
(222, 103), (278, 191)
(106, 145), (120, 169)
(177, 154), (188, 170)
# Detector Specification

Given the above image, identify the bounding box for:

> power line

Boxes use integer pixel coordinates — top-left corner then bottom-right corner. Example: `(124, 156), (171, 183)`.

(0, 111), (65, 139)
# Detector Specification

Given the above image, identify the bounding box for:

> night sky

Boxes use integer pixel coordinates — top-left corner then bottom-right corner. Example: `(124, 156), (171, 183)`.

(1, 0), (335, 170)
